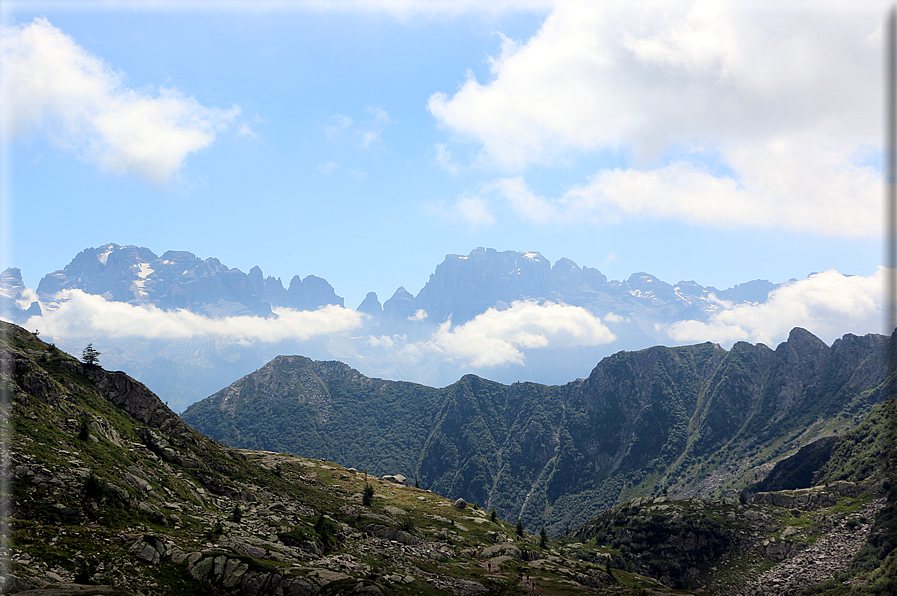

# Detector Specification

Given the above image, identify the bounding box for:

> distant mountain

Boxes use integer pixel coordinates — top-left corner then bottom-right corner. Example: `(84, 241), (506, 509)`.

(0, 267), (41, 324)
(381, 246), (778, 325)
(182, 327), (890, 537)
(35, 243), (343, 317)
(27, 243), (777, 327)
(0, 243), (790, 410)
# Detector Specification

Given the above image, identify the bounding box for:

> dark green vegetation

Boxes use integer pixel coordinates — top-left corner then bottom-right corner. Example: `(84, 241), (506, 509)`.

(3, 321), (685, 595)
(183, 328), (890, 536)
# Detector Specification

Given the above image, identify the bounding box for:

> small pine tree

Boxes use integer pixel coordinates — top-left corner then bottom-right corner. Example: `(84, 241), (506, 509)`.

(231, 503), (242, 523)
(363, 483), (374, 506)
(81, 343), (101, 366)
(490, 508), (497, 523)
(78, 417), (90, 441)
(515, 518), (524, 537)
(539, 526), (548, 549)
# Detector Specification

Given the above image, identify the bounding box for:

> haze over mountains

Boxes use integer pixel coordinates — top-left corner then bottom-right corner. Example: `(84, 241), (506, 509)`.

(0, 243), (880, 411)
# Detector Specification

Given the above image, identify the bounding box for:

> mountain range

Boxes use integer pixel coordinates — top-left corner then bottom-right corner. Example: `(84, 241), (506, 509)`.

(182, 326), (890, 538)
(5, 320), (895, 594)
(0, 243), (790, 411)
(5, 243), (778, 324)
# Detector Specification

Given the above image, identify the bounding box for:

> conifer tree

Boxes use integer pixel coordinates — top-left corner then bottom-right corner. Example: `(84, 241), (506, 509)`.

(81, 343), (101, 366)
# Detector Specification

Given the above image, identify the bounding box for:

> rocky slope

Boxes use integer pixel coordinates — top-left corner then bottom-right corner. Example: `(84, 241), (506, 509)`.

(3, 321), (682, 595)
(3, 321), (894, 595)
(183, 328), (891, 537)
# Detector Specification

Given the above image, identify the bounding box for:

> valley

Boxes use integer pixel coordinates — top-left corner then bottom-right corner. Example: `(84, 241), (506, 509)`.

(2, 321), (895, 594)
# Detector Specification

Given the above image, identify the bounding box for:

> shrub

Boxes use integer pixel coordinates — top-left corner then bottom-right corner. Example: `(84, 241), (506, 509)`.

(78, 417), (91, 441)
(84, 473), (105, 500)
(363, 484), (374, 507)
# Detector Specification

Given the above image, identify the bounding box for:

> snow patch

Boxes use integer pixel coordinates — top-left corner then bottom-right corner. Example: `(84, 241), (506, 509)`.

(97, 246), (114, 265)
(133, 263), (154, 297)
(523, 252), (540, 260)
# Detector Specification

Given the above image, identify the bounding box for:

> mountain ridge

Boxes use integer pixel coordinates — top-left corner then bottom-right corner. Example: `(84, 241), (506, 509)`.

(182, 326), (890, 537)
(6, 320), (894, 594)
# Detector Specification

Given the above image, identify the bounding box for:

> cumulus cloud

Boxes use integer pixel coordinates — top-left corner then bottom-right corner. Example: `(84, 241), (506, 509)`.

(428, 1), (883, 236)
(420, 300), (615, 367)
(486, 137), (877, 235)
(660, 269), (883, 347)
(26, 290), (365, 343)
(1, 17), (239, 184)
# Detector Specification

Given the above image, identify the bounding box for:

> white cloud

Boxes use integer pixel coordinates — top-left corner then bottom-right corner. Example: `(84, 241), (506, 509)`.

(359, 106), (393, 148)
(408, 309), (428, 322)
(317, 161), (339, 176)
(324, 114), (354, 138)
(603, 312), (627, 324)
(325, 107), (393, 148)
(27, 289), (365, 343)
(423, 194), (495, 227)
(428, 1), (884, 236)
(434, 142), (461, 175)
(420, 300), (615, 367)
(486, 136), (878, 236)
(1, 17), (239, 185)
(661, 269), (883, 347)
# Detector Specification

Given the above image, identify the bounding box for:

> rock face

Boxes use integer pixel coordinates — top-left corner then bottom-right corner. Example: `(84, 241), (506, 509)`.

(572, 491), (887, 593)
(357, 291), (383, 315)
(0, 266), (41, 324)
(401, 247), (779, 325)
(183, 327), (892, 537)
(749, 436), (841, 493)
(35, 243), (343, 317)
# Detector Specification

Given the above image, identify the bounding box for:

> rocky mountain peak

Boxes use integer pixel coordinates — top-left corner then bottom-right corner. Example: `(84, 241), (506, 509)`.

(357, 291), (383, 315)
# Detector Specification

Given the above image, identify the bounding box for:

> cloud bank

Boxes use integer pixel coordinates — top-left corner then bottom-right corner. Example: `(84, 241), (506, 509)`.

(415, 300), (616, 367)
(661, 269), (883, 348)
(430, 1), (883, 236)
(23, 291), (615, 370)
(1, 17), (239, 184)
(27, 290), (365, 343)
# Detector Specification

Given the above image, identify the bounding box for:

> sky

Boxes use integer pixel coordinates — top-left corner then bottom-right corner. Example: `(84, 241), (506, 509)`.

(0, 0), (889, 316)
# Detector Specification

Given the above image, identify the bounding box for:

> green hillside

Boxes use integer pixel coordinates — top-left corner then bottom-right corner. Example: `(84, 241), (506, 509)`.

(183, 328), (891, 536)
(4, 320), (687, 595)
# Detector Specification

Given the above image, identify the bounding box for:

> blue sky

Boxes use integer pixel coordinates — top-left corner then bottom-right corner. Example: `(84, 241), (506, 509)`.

(1, 0), (887, 312)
